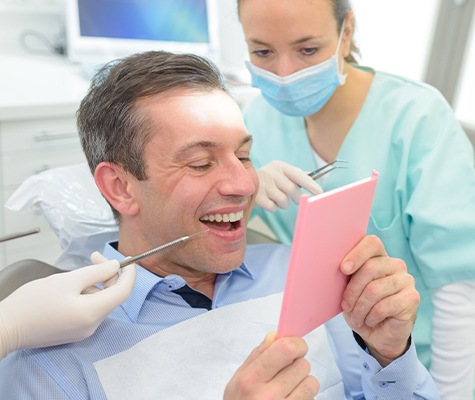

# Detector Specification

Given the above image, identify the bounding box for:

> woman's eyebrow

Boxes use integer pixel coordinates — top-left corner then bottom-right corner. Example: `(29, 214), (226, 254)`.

(290, 35), (325, 45)
(248, 35), (324, 47)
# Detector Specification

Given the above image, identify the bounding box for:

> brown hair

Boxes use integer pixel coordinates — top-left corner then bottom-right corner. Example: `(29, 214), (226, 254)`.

(78, 51), (228, 181)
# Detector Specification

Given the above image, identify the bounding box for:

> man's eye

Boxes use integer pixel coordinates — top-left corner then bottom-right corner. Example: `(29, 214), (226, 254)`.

(189, 163), (212, 171)
(239, 157), (252, 165)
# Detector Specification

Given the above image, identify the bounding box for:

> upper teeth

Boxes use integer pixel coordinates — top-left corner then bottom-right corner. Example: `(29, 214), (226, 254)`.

(200, 210), (244, 223)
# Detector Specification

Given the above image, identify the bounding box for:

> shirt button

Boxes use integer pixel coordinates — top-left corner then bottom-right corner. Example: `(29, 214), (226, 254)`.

(362, 362), (370, 371)
(378, 381), (391, 388)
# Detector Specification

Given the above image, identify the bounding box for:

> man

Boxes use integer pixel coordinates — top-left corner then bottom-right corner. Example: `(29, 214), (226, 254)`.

(0, 51), (439, 399)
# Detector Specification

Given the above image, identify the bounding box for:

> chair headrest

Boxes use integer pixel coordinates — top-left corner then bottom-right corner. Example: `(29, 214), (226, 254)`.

(6, 163), (118, 269)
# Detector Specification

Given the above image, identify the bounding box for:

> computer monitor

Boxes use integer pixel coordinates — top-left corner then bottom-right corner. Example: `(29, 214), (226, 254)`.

(65, 0), (220, 66)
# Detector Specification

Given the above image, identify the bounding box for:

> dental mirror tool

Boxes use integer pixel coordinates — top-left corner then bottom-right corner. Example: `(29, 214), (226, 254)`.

(119, 229), (209, 268)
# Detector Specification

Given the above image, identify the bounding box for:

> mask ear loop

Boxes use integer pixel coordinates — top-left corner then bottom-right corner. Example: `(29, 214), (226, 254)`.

(335, 19), (347, 79)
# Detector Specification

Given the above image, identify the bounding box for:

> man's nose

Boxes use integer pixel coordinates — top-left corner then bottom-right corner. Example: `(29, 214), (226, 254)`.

(218, 160), (257, 197)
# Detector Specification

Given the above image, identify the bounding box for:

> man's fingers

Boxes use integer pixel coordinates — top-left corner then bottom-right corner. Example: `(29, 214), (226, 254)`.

(341, 255), (397, 309)
(340, 235), (388, 275)
(250, 337), (309, 383)
(271, 357), (317, 398)
(225, 334), (317, 399)
(287, 375), (320, 400)
(238, 332), (277, 371)
(342, 256), (408, 317)
(363, 286), (420, 328)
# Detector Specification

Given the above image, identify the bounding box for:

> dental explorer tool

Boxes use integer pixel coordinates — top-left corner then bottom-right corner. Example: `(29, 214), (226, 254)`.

(0, 227), (40, 243)
(119, 229), (210, 268)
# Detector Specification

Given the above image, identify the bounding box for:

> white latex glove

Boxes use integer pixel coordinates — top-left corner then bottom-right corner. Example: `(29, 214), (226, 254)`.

(256, 160), (323, 212)
(0, 253), (136, 360)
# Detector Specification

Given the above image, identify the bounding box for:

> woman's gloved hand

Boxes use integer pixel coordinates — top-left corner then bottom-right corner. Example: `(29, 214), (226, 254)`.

(0, 252), (136, 359)
(256, 161), (323, 212)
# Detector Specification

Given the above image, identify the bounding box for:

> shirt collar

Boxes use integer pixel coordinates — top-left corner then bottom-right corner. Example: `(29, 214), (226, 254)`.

(103, 241), (254, 322)
(103, 242), (162, 322)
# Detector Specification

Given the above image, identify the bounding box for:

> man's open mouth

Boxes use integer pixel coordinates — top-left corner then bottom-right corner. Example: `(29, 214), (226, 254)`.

(199, 210), (244, 231)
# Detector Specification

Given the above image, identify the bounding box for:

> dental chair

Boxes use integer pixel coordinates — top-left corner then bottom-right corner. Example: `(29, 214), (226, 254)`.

(0, 259), (63, 301)
(1, 163), (278, 298)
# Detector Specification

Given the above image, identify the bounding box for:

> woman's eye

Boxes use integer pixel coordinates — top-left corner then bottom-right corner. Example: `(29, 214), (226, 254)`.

(251, 49), (271, 58)
(301, 47), (318, 56)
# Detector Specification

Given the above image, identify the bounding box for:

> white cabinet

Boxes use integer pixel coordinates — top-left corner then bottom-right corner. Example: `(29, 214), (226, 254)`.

(0, 54), (89, 268)
(0, 116), (87, 267)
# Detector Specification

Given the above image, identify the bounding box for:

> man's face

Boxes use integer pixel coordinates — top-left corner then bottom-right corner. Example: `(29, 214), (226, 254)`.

(129, 89), (258, 278)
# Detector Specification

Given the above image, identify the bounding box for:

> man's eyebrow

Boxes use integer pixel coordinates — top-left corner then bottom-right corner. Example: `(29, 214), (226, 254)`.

(173, 135), (253, 160)
(240, 135), (253, 147)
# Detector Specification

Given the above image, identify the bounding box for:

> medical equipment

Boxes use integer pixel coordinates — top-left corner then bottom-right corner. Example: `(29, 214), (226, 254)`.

(308, 160), (348, 181)
(0, 228), (40, 244)
(119, 229), (210, 268)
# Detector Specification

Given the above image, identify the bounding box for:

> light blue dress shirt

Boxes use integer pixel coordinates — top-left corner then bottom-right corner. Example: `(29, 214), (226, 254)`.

(0, 243), (439, 399)
(244, 68), (475, 368)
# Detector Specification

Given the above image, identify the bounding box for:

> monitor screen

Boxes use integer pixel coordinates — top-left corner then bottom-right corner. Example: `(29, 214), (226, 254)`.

(65, 0), (220, 65)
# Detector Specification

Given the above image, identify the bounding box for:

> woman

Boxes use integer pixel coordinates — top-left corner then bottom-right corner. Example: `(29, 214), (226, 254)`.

(0, 253), (135, 360)
(238, 0), (475, 397)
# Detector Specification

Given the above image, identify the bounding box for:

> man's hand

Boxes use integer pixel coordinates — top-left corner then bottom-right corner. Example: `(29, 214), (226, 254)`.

(340, 235), (420, 366)
(224, 332), (319, 399)
(256, 161), (323, 212)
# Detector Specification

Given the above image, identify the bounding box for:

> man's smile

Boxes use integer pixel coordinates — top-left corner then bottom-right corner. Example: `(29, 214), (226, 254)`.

(200, 210), (244, 231)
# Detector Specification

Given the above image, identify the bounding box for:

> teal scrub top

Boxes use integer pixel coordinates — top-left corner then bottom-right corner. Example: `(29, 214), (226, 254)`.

(244, 69), (475, 368)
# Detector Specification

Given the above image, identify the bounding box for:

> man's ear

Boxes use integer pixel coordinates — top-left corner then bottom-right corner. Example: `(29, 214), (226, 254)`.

(94, 162), (140, 216)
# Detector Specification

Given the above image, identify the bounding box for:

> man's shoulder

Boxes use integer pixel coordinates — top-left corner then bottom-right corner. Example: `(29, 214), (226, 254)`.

(0, 316), (153, 398)
(1, 317), (146, 369)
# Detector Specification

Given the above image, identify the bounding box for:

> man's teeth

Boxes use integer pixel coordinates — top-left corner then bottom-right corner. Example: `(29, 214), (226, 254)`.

(200, 210), (244, 223)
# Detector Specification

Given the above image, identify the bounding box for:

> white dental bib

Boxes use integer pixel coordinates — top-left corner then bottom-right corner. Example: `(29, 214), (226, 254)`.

(94, 293), (344, 399)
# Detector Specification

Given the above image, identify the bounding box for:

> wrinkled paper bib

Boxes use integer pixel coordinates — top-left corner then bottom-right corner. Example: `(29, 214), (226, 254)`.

(94, 293), (344, 399)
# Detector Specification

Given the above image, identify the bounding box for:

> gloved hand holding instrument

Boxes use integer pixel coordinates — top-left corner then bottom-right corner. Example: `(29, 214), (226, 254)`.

(256, 160), (347, 212)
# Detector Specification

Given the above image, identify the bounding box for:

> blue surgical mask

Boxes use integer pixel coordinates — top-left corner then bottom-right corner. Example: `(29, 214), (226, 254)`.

(245, 22), (347, 117)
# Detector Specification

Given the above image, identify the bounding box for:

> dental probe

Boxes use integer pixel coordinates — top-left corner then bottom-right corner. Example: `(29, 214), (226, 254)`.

(0, 227), (40, 243)
(119, 229), (210, 268)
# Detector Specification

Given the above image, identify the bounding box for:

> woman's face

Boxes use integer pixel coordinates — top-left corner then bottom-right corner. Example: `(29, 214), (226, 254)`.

(239, 0), (348, 77)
